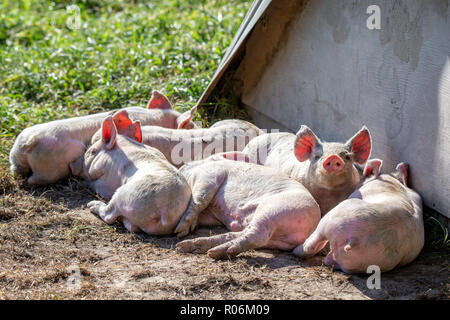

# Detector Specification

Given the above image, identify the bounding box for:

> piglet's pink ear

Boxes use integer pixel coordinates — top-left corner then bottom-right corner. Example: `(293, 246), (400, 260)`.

(177, 106), (197, 129)
(363, 158), (383, 178)
(395, 162), (409, 186)
(102, 116), (117, 150)
(112, 110), (142, 143)
(294, 125), (320, 162)
(112, 110), (133, 133)
(132, 121), (142, 143)
(346, 126), (372, 165)
(147, 91), (172, 110)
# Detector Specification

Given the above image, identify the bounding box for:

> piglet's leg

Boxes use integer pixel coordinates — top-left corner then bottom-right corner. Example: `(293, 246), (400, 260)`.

(176, 232), (242, 254)
(207, 223), (272, 259)
(174, 171), (226, 238)
(292, 230), (328, 258)
(87, 200), (119, 225)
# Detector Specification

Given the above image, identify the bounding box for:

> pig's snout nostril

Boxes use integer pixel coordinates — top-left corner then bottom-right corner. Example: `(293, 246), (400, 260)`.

(323, 155), (344, 173)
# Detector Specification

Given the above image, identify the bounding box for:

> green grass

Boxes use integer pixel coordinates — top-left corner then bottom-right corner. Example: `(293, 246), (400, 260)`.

(425, 214), (450, 250)
(0, 0), (252, 167)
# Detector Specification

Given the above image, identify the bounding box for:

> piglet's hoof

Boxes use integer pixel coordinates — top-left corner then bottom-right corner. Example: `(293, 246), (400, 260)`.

(207, 246), (237, 260)
(176, 240), (196, 253)
(176, 239), (214, 254)
(292, 245), (306, 258)
(174, 221), (192, 238)
(174, 214), (198, 238)
(87, 200), (104, 214)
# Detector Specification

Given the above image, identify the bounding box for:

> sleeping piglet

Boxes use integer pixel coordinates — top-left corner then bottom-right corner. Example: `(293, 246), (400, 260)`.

(175, 154), (321, 258)
(293, 159), (424, 273)
(70, 116), (191, 235)
(9, 91), (197, 185)
(90, 110), (264, 168)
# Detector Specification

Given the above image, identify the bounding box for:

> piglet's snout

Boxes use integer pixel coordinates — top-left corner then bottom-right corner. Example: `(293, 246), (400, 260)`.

(323, 155), (344, 173)
(70, 158), (83, 176)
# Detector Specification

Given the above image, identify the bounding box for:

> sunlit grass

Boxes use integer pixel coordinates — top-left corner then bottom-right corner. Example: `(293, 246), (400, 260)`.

(0, 0), (251, 166)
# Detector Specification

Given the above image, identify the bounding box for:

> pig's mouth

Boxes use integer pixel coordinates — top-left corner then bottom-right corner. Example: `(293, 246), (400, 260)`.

(316, 170), (352, 189)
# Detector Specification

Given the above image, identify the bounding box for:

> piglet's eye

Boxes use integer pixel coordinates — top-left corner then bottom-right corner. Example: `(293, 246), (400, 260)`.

(345, 155), (351, 161)
(314, 155), (321, 161)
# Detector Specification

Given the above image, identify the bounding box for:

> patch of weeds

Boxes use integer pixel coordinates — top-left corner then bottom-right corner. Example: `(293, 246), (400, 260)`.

(424, 207), (450, 250)
(198, 72), (251, 126)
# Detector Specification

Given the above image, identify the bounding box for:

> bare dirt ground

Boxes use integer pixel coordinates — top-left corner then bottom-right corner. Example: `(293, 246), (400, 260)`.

(0, 171), (449, 300)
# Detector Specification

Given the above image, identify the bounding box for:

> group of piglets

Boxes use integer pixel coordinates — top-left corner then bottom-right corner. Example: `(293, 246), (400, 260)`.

(9, 91), (424, 274)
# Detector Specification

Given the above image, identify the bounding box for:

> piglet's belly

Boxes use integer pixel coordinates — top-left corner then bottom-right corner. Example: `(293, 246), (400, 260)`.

(199, 211), (250, 231)
(197, 200), (256, 230)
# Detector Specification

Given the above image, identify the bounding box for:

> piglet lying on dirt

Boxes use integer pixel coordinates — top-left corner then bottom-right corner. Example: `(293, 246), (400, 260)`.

(70, 116), (191, 235)
(9, 91), (197, 185)
(241, 126), (372, 215)
(175, 154), (321, 259)
(91, 110), (264, 167)
(293, 159), (424, 273)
